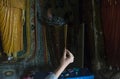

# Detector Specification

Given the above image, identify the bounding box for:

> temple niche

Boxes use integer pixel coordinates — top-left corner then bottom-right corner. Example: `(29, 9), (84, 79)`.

(0, 0), (120, 79)
(0, 0), (32, 62)
(0, 0), (34, 78)
(0, 0), (83, 65)
(0, 0), (84, 78)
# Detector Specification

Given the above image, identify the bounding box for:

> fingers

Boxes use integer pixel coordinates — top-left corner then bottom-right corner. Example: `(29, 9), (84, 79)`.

(66, 49), (74, 58)
(63, 48), (74, 59)
(66, 49), (74, 63)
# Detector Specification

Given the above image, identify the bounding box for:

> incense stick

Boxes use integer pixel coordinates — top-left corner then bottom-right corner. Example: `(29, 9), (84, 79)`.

(64, 24), (68, 49)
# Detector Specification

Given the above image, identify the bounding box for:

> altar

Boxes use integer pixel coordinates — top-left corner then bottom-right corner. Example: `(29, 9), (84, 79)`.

(33, 68), (94, 79)
(59, 68), (94, 79)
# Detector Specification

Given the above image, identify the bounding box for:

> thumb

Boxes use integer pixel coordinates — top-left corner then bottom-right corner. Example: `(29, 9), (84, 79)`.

(63, 48), (67, 58)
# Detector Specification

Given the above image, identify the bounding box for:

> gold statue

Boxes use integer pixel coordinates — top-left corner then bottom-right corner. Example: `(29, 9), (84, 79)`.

(0, 0), (26, 59)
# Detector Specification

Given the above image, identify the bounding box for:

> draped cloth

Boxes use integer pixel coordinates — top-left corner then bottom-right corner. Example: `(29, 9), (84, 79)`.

(101, 0), (120, 66)
(0, 0), (25, 57)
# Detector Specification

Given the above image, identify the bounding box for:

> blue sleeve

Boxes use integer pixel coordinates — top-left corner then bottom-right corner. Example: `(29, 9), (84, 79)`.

(45, 73), (57, 79)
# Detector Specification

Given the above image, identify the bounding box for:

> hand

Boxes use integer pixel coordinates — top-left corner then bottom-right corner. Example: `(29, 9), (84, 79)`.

(60, 49), (74, 67)
(53, 49), (74, 78)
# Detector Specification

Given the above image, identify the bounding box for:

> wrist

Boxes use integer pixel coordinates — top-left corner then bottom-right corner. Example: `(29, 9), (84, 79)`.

(54, 63), (69, 78)
(60, 63), (69, 69)
(61, 61), (70, 67)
